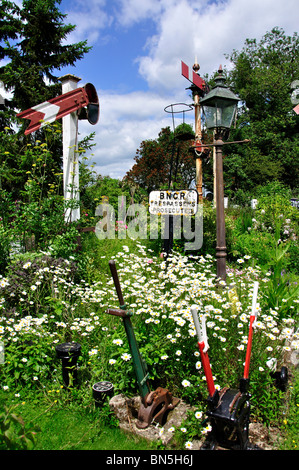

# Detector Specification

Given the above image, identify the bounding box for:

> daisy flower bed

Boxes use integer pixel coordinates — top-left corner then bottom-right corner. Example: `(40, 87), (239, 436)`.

(0, 242), (298, 448)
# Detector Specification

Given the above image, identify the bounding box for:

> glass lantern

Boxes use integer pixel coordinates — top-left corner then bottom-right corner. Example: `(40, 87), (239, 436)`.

(200, 68), (240, 131)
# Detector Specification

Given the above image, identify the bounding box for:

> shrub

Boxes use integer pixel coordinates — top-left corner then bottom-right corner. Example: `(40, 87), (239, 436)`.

(0, 404), (40, 450)
(229, 191), (299, 272)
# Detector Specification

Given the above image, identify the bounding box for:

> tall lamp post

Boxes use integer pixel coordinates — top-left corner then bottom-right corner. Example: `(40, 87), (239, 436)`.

(200, 66), (240, 281)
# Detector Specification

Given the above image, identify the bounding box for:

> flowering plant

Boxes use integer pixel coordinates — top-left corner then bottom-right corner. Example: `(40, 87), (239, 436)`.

(0, 242), (298, 446)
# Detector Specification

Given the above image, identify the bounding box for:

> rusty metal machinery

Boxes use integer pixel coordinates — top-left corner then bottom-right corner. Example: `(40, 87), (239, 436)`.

(107, 260), (179, 429)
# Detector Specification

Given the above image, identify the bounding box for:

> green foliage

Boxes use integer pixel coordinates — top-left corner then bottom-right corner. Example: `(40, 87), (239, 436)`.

(47, 224), (80, 259)
(200, 200), (217, 256)
(0, 396), (150, 450)
(80, 174), (131, 220)
(0, 123), (63, 199)
(229, 185), (299, 276)
(0, 222), (11, 274)
(280, 370), (299, 450)
(249, 375), (286, 426)
(0, 127), (83, 260)
(0, 404), (40, 450)
(174, 123), (194, 140)
(3, 335), (55, 389)
(171, 408), (210, 449)
(0, 254), (77, 316)
(260, 229), (299, 319)
(125, 126), (196, 193)
(0, 0), (91, 202)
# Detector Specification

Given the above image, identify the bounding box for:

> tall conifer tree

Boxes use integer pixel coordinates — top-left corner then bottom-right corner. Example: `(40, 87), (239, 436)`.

(0, 0), (91, 110)
(0, 0), (91, 197)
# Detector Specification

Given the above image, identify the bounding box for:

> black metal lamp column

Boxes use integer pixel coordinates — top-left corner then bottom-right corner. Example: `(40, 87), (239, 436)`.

(200, 66), (240, 281)
(214, 131), (227, 281)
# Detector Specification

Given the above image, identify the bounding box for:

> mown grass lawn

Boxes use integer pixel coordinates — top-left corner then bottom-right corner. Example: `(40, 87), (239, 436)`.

(0, 391), (152, 450)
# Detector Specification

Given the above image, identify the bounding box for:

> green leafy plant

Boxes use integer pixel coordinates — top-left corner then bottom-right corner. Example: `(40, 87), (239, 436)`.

(170, 408), (210, 450)
(280, 370), (299, 450)
(229, 188), (299, 272)
(0, 404), (40, 450)
(260, 223), (299, 319)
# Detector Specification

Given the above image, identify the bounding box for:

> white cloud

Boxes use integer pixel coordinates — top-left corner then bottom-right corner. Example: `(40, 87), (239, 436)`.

(98, 90), (176, 120)
(62, 0), (298, 74)
(135, 0), (299, 94)
(115, 0), (163, 27)
(63, 0), (113, 45)
(78, 90), (177, 179)
(136, 1), (196, 92)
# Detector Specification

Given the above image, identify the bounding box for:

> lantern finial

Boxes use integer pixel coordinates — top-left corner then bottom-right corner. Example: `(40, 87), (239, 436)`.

(193, 57), (200, 73)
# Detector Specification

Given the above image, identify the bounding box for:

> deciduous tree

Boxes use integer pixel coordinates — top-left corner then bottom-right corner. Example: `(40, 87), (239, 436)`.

(222, 27), (299, 200)
(125, 125), (196, 193)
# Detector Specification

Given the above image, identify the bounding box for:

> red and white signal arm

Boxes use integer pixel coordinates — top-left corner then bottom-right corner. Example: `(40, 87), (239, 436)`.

(17, 83), (99, 135)
(181, 61), (207, 92)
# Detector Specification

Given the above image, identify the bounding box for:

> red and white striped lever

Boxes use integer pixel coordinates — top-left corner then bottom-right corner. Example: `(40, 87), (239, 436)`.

(243, 281), (259, 380)
(17, 83), (99, 135)
(181, 61), (207, 93)
(191, 305), (216, 398)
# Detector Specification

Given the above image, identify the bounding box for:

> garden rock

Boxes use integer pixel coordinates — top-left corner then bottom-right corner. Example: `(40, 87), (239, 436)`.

(109, 394), (201, 446)
(248, 422), (282, 450)
(109, 394), (281, 450)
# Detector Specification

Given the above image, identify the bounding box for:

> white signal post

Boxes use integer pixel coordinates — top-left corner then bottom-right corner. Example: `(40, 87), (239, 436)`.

(17, 77), (99, 225)
(60, 74), (81, 223)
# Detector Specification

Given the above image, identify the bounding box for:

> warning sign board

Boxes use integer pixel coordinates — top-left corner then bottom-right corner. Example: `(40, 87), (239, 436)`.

(149, 190), (198, 216)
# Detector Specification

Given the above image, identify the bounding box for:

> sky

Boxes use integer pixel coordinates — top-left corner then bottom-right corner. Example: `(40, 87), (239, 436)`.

(2, 0), (299, 180)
